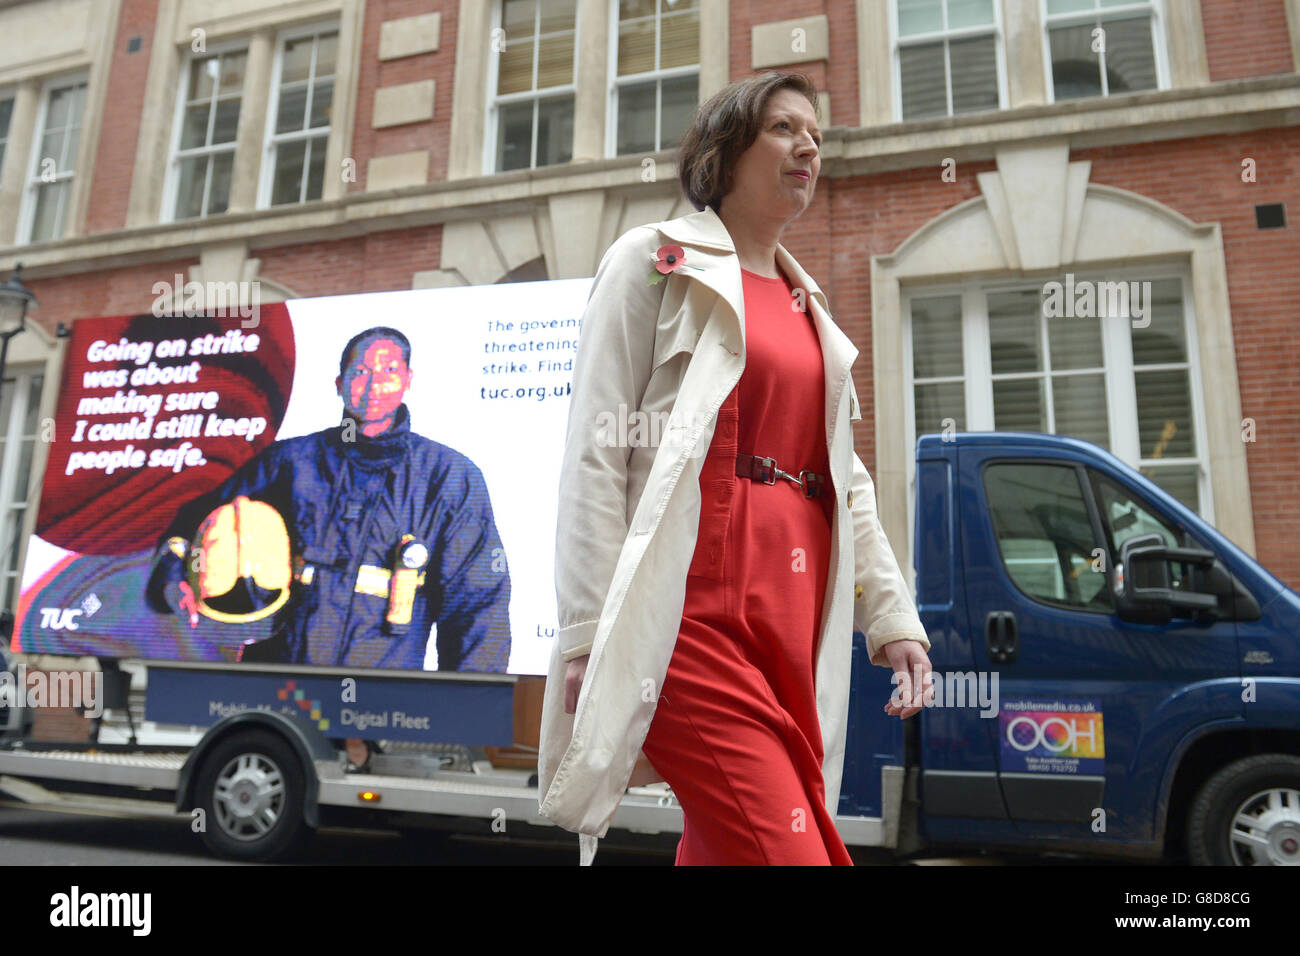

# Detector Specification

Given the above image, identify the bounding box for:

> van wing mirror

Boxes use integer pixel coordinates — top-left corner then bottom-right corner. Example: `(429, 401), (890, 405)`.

(1114, 533), (1220, 621)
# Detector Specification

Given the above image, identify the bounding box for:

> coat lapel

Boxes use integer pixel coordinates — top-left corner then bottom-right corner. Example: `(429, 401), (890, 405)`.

(651, 208), (746, 343)
(774, 243), (859, 418)
(652, 206), (859, 448)
(653, 206), (834, 316)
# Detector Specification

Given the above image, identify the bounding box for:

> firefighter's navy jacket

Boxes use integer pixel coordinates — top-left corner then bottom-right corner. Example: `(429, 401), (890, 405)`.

(149, 404), (511, 670)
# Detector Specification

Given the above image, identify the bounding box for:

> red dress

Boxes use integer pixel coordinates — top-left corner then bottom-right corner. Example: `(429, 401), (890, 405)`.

(640, 267), (854, 866)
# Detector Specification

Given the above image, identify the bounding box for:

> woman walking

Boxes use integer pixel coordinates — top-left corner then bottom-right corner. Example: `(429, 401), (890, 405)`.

(539, 72), (933, 866)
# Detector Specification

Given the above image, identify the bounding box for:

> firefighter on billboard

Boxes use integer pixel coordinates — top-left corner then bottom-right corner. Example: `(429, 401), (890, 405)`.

(146, 326), (512, 671)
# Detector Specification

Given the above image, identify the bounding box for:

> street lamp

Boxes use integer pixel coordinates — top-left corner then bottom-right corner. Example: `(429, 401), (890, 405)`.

(0, 263), (37, 407)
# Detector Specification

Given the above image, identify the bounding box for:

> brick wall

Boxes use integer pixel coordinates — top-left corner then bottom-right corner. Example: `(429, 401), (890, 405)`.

(349, 0), (458, 191)
(25, 258), (199, 337)
(35, 124), (1300, 593)
(23, 226), (441, 329)
(29, 706), (94, 743)
(17, 0), (1300, 593)
(1078, 129), (1299, 594)
(60, 1), (1300, 236)
(23, 669), (96, 743)
(256, 224), (441, 296)
(811, 161), (994, 479)
(727, 0), (835, 118)
(815, 129), (1299, 588)
(825, 0), (860, 129)
(1201, 0), (1296, 81)
(84, 0), (160, 235)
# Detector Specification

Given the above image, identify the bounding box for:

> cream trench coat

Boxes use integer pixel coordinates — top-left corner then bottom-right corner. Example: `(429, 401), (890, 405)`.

(538, 204), (930, 861)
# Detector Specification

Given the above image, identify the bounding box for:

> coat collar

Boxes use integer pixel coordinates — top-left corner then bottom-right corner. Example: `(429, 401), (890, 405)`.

(332, 403), (411, 466)
(652, 204), (832, 319)
(650, 205), (858, 381)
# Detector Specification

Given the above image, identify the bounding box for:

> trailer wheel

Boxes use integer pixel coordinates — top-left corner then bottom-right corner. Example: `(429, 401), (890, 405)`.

(1187, 754), (1300, 866)
(195, 729), (312, 862)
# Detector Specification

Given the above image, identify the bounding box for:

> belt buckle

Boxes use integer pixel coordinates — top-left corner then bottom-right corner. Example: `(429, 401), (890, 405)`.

(799, 470), (823, 498)
(754, 456), (777, 484)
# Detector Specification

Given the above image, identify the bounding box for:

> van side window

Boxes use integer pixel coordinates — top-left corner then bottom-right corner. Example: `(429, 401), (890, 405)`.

(982, 463), (1112, 611)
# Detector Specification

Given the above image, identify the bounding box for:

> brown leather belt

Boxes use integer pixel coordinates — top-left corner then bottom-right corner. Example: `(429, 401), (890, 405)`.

(735, 453), (824, 497)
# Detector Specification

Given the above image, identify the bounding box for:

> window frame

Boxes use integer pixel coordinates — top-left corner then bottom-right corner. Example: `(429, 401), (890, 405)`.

(901, 265), (1212, 556)
(605, 0), (701, 158)
(1087, 464), (1194, 553)
(978, 458), (1116, 615)
(887, 0), (1009, 123)
(257, 19), (340, 210)
(0, 365), (44, 614)
(16, 72), (89, 245)
(1038, 0), (1171, 105)
(0, 88), (16, 184)
(484, 0), (582, 174)
(161, 37), (250, 223)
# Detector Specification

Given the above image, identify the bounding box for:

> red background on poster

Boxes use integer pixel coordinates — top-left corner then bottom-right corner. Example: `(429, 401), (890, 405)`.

(36, 306), (295, 555)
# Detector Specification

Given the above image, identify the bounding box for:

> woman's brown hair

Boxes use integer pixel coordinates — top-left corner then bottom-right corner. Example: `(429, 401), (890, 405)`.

(677, 71), (819, 214)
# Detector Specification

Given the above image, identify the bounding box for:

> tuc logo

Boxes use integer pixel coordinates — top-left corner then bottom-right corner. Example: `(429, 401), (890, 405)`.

(39, 608), (83, 631)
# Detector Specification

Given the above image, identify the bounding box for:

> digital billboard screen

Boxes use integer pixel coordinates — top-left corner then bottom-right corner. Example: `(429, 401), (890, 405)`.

(14, 280), (590, 676)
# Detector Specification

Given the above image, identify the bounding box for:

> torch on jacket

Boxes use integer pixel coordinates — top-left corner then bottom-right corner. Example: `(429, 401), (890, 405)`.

(538, 204), (931, 839)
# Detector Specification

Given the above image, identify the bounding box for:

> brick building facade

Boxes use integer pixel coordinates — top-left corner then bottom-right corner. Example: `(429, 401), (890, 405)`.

(0, 0), (1297, 623)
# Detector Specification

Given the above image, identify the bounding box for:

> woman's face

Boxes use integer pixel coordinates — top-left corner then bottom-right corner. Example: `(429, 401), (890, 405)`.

(722, 88), (821, 218)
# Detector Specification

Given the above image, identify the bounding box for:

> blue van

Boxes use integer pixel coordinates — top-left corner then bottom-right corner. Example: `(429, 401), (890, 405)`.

(838, 432), (1300, 866)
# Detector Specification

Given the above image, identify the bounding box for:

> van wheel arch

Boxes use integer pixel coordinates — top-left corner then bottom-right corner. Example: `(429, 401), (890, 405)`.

(1187, 753), (1300, 865)
(193, 727), (314, 861)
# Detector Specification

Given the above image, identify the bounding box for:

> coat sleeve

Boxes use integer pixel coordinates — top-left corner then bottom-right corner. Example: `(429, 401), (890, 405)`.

(554, 226), (662, 663)
(848, 449), (932, 667)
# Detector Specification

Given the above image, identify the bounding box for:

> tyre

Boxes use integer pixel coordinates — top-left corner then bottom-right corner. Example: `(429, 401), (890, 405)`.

(1187, 754), (1300, 865)
(194, 729), (312, 862)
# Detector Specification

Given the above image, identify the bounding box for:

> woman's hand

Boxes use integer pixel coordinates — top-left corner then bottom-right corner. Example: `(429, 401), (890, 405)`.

(564, 654), (590, 715)
(882, 639), (933, 719)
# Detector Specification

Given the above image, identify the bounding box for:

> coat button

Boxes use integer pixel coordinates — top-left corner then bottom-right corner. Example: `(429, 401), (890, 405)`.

(847, 490), (854, 507)
(855, 585), (863, 601)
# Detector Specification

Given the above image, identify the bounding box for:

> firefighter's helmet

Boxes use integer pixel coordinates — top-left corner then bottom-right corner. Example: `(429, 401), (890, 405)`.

(188, 495), (292, 623)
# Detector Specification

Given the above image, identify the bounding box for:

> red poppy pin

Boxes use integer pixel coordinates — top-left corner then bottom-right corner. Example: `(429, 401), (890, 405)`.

(649, 244), (702, 285)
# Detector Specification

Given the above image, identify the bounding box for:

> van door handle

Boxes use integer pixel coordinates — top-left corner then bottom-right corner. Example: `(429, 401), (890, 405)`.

(985, 611), (1018, 665)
